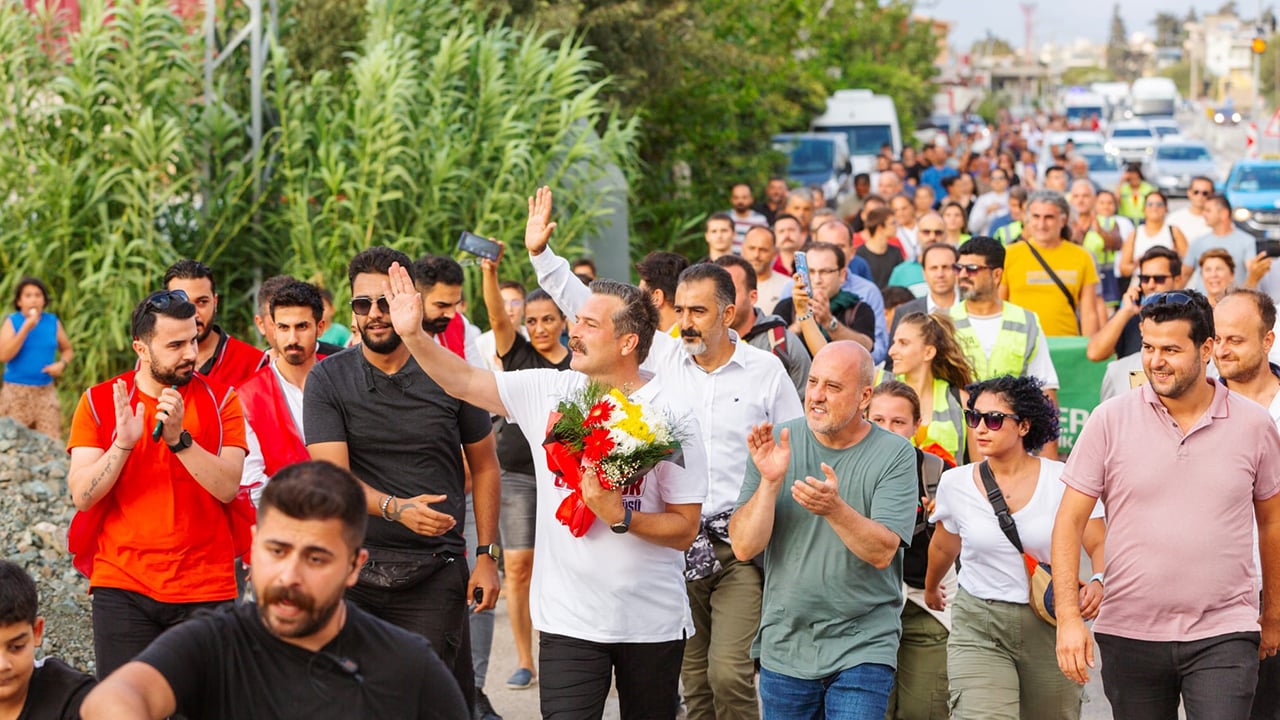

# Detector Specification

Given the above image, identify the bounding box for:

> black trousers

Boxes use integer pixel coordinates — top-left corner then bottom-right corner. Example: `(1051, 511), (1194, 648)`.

(1097, 631), (1260, 720)
(539, 631), (685, 720)
(91, 587), (230, 679)
(1253, 651), (1280, 720)
(344, 553), (474, 711)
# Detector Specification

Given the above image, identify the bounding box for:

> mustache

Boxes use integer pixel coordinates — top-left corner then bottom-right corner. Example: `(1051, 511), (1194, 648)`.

(680, 329), (703, 339)
(568, 339), (587, 355)
(262, 584), (315, 613)
(283, 345), (306, 354)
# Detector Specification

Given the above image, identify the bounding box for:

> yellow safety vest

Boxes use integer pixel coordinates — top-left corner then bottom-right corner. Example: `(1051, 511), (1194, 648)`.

(950, 302), (1040, 380)
(875, 371), (966, 464)
(1117, 181), (1154, 221)
(993, 221), (1022, 246)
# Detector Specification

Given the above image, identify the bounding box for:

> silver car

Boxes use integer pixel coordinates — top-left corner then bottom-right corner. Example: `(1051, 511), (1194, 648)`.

(1148, 141), (1216, 197)
(1079, 150), (1126, 191)
(1105, 121), (1158, 163)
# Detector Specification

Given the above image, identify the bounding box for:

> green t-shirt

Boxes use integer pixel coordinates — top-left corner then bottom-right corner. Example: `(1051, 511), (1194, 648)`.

(736, 418), (917, 679)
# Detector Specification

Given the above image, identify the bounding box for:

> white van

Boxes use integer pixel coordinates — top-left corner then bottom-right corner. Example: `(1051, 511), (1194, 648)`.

(1129, 77), (1178, 120)
(1063, 91), (1107, 129)
(811, 89), (901, 174)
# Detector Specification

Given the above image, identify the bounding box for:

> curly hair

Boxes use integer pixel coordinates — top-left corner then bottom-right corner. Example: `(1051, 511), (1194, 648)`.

(897, 311), (974, 390)
(964, 375), (1059, 452)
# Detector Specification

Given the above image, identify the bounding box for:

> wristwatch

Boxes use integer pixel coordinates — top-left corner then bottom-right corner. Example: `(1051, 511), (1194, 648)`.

(610, 506), (633, 534)
(167, 430), (193, 454)
(827, 317), (839, 331)
(476, 544), (503, 561)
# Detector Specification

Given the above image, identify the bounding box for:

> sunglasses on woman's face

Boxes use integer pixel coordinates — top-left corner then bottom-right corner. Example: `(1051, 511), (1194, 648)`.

(350, 295), (391, 316)
(964, 410), (1021, 431)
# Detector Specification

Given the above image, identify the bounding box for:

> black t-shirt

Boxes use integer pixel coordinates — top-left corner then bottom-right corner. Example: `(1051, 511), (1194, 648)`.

(1116, 314), (1142, 359)
(18, 657), (94, 720)
(138, 602), (466, 720)
(494, 334), (571, 475)
(855, 244), (905, 289)
(304, 347), (491, 555)
(772, 297), (877, 351)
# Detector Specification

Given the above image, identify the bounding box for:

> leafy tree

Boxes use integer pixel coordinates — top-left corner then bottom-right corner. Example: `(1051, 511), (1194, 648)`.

(1152, 11), (1185, 48)
(971, 33), (1016, 58)
(1106, 3), (1129, 78)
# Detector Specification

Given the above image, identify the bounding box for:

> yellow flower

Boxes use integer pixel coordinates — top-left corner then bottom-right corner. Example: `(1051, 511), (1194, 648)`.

(614, 416), (655, 443)
(609, 388), (644, 421)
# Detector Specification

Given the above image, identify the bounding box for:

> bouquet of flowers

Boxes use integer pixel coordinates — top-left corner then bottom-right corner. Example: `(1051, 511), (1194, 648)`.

(542, 382), (686, 537)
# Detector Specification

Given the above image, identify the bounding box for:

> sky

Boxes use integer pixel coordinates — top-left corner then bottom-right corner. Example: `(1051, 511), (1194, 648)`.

(917, 0), (1247, 53)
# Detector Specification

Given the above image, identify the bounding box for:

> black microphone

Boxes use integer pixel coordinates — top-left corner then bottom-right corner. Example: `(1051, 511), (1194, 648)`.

(323, 653), (363, 684)
(151, 384), (177, 441)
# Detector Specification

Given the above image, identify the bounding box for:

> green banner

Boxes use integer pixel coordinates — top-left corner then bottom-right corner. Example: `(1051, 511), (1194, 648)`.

(1047, 336), (1108, 454)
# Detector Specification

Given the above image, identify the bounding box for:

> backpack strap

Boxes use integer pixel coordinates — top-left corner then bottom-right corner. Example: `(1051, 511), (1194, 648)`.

(978, 460), (1024, 553)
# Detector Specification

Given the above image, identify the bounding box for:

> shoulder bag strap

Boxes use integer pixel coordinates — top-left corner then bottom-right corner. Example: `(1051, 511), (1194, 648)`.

(978, 460), (1024, 553)
(1022, 240), (1081, 334)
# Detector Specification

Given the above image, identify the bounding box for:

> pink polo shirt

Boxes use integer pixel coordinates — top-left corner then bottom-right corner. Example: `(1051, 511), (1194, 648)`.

(1062, 380), (1280, 642)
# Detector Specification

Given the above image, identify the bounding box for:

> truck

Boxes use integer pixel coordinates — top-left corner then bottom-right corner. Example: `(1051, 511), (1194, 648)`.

(811, 89), (901, 174)
(1062, 91), (1108, 129)
(1129, 77), (1178, 120)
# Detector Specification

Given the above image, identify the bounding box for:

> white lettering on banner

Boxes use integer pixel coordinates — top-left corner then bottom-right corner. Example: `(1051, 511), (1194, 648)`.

(1057, 407), (1091, 452)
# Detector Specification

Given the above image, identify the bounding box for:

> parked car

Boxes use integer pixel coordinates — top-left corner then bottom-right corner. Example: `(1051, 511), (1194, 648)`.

(1078, 150), (1126, 191)
(1146, 118), (1183, 141)
(1148, 141), (1216, 197)
(1038, 131), (1106, 179)
(771, 132), (850, 202)
(1223, 159), (1280, 242)
(1104, 121), (1158, 163)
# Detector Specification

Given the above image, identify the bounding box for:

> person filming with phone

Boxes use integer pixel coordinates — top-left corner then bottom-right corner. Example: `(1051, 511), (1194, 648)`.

(771, 242), (877, 357)
(1087, 247), (1184, 362)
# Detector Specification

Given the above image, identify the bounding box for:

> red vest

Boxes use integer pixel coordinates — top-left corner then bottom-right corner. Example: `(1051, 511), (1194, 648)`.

(207, 333), (266, 388)
(236, 364), (310, 478)
(440, 314), (466, 359)
(67, 371), (255, 576)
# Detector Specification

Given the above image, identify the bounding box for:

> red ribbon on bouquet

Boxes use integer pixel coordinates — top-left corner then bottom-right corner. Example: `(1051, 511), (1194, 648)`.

(543, 411), (597, 536)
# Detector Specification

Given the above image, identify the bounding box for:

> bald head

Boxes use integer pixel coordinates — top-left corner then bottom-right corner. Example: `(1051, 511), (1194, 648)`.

(820, 340), (875, 389)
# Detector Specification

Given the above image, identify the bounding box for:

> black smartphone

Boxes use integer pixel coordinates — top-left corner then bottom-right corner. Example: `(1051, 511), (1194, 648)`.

(472, 586), (484, 605)
(457, 231), (502, 261)
(1264, 240), (1280, 258)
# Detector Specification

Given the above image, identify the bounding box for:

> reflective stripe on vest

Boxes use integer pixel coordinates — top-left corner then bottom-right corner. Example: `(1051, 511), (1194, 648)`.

(951, 302), (1039, 380)
(923, 377), (964, 463)
(994, 221), (1022, 246)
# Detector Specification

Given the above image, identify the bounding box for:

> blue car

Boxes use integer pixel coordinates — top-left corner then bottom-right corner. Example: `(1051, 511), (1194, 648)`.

(1224, 160), (1280, 241)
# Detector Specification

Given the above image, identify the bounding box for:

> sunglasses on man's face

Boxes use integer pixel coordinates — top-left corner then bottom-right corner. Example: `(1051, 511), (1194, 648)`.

(1138, 274), (1171, 285)
(143, 289), (189, 313)
(964, 410), (1021, 431)
(350, 295), (391, 316)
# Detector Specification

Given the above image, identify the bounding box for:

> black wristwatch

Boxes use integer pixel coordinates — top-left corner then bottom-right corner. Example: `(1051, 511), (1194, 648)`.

(167, 430), (193, 454)
(476, 544), (503, 561)
(610, 506), (633, 534)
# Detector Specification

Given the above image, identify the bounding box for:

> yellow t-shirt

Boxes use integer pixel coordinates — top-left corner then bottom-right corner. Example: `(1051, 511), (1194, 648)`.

(1001, 241), (1099, 337)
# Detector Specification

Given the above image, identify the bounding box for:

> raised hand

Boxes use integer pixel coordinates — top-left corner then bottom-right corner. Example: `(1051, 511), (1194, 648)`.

(112, 379), (144, 449)
(384, 261), (424, 339)
(792, 274), (811, 318)
(791, 463), (846, 517)
(479, 239), (506, 276)
(525, 186), (557, 256)
(155, 386), (186, 445)
(747, 423), (791, 485)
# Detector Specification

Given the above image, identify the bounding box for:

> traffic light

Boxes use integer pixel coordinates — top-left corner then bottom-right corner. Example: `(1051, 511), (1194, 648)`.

(1254, 37), (1268, 54)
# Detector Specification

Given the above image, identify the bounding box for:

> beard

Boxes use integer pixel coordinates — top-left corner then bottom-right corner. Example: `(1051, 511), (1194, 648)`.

(680, 329), (707, 356)
(151, 359), (196, 387)
(358, 321), (402, 355)
(258, 584), (342, 640)
(422, 315), (452, 336)
(1145, 361), (1202, 400)
(196, 320), (213, 344)
(281, 344), (310, 366)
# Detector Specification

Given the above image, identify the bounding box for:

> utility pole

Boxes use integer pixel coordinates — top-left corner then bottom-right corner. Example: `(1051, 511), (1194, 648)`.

(203, 0), (278, 202)
(1021, 3), (1035, 107)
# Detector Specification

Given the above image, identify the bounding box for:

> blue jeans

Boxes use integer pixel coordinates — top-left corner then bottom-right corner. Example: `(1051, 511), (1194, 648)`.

(759, 664), (895, 720)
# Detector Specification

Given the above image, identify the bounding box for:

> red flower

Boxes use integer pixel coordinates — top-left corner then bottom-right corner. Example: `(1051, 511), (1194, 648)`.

(583, 399), (613, 428)
(581, 428), (615, 463)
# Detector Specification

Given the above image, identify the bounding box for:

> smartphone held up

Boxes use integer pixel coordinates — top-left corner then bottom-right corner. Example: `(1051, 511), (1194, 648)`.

(457, 232), (502, 262)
